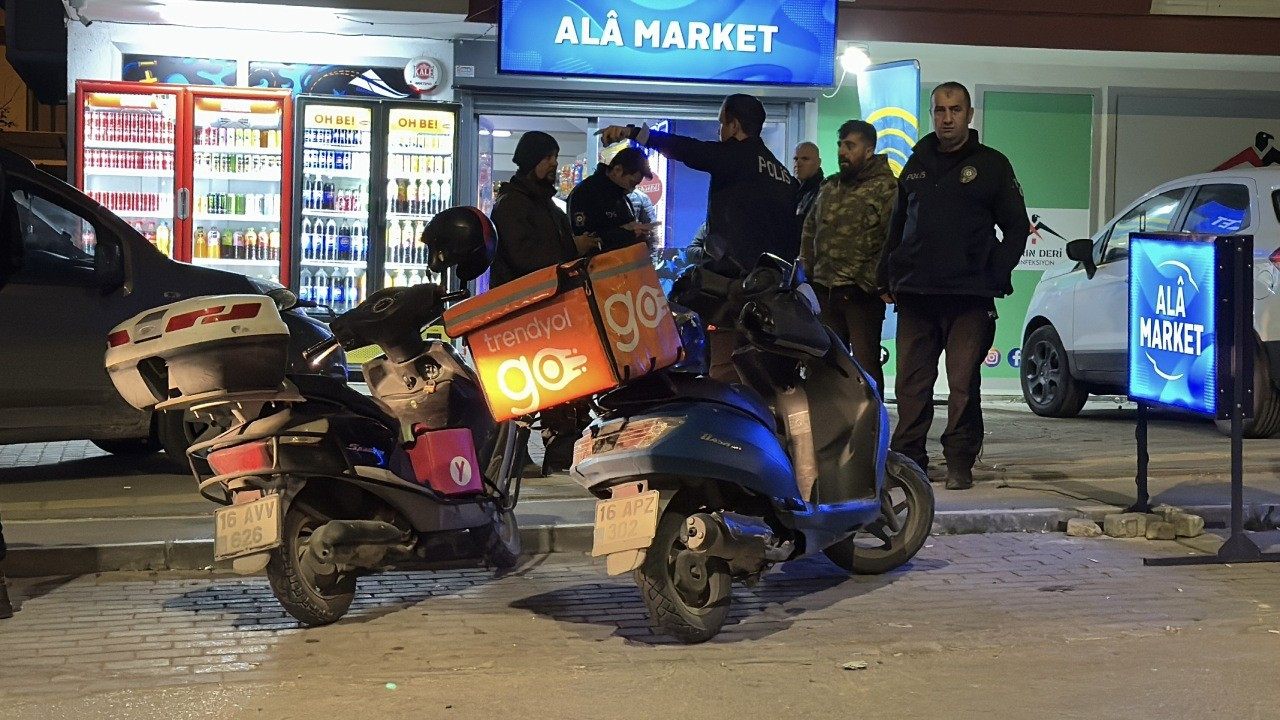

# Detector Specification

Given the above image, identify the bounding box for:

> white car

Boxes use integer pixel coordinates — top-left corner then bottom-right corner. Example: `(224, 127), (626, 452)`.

(1021, 168), (1280, 437)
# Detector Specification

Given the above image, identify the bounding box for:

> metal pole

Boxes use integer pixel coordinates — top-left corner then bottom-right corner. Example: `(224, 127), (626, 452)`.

(1131, 401), (1150, 513)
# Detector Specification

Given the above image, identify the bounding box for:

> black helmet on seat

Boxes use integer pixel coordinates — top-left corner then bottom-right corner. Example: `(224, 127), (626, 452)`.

(423, 206), (498, 282)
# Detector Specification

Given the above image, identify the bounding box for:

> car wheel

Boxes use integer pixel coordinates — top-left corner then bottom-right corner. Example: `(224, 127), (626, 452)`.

(156, 409), (219, 471)
(1215, 340), (1280, 439)
(1021, 326), (1088, 418)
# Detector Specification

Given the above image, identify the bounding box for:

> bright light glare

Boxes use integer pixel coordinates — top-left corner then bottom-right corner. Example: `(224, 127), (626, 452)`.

(840, 46), (872, 75)
(491, 130), (513, 138)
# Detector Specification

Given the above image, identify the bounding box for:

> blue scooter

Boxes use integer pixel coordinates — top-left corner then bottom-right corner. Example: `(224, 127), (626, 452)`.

(572, 256), (935, 643)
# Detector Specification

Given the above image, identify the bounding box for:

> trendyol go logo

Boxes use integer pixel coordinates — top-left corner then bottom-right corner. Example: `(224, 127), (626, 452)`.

(603, 285), (667, 352)
(496, 348), (591, 415)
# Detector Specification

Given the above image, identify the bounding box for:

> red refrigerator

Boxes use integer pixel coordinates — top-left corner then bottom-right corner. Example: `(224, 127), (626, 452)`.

(75, 81), (294, 283)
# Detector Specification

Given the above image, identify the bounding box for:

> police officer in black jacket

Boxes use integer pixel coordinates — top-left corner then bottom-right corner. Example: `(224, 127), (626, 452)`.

(598, 94), (798, 382)
(876, 82), (1029, 491)
(567, 147), (656, 254)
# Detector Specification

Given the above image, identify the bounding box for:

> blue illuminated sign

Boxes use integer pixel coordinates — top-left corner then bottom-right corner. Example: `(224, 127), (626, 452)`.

(497, 0), (837, 87)
(1128, 234), (1218, 415)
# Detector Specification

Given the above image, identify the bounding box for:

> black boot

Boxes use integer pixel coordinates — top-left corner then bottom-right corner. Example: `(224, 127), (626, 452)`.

(0, 572), (14, 619)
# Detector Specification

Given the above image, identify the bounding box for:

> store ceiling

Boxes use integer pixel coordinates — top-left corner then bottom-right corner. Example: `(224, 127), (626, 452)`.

(71, 0), (487, 37)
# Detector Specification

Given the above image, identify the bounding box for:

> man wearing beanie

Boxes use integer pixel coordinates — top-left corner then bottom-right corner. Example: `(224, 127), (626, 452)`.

(598, 94), (798, 382)
(489, 130), (600, 287)
(489, 130), (600, 474)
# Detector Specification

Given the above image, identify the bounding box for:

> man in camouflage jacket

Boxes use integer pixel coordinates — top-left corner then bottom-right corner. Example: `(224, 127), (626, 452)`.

(800, 119), (898, 394)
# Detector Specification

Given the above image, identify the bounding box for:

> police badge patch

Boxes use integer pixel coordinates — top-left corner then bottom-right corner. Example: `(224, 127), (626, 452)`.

(574, 212), (586, 227)
(960, 166), (978, 184)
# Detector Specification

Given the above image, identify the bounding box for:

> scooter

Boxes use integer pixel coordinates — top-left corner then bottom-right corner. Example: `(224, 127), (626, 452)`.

(105, 209), (522, 626)
(572, 256), (935, 643)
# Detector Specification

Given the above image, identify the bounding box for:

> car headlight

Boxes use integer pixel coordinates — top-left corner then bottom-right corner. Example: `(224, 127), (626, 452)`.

(247, 277), (298, 311)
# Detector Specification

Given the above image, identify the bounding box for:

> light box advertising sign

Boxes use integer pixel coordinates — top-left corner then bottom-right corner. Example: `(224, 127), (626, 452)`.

(1128, 233), (1225, 415)
(497, 0), (837, 87)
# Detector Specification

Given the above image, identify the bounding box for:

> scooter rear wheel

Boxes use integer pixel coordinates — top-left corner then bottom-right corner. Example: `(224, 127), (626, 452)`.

(266, 502), (358, 626)
(481, 507), (521, 569)
(823, 451), (935, 575)
(637, 508), (732, 644)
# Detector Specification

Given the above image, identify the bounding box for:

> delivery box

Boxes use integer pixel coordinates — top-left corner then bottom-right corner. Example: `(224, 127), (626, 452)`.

(443, 243), (682, 422)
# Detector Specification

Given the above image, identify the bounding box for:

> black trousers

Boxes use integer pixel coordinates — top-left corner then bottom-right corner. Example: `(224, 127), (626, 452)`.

(891, 294), (997, 474)
(0, 511), (6, 563)
(539, 401), (590, 473)
(813, 283), (886, 395)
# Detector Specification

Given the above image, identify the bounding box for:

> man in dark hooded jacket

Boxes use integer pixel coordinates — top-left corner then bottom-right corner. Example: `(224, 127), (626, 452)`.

(489, 131), (599, 287)
(488, 131), (600, 474)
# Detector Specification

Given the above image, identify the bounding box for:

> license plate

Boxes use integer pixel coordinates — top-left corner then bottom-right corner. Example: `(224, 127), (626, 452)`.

(213, 494), (282, 561)
(591, 490), (660, 557)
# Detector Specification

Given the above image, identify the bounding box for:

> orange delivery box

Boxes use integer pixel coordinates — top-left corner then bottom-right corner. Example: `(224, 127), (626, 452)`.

(443, 243), (683, 422)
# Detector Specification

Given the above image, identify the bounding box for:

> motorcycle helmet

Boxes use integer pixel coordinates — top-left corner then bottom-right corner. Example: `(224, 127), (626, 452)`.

(423, 206), (498, 282)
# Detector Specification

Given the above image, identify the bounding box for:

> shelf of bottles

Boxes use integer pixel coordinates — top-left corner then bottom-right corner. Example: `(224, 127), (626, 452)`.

(299, 105), (373, 313)
(189, 97), (286, 282)
(384, 107), (454, 289)
(81, 91), (178, 258)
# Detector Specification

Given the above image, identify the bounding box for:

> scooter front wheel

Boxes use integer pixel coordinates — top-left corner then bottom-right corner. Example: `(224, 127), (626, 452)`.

(266, 501), (358, 626)
(636, 508), (732, 644)
(823, 451), (935, 575)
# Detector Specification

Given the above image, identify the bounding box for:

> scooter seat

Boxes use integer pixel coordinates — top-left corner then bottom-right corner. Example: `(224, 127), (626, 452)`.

(601, 373), (777, 434)
(289, 373), (395, 427)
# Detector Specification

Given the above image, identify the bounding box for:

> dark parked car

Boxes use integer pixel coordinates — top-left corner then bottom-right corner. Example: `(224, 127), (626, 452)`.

(0, 149), (344, 465)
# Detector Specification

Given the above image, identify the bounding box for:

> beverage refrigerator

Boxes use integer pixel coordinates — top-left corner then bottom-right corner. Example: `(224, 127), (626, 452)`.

(291, 97), (458, 315)
(75, 81), (293, 282)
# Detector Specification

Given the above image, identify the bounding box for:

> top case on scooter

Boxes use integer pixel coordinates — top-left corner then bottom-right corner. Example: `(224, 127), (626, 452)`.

(443, 244), (683, 422)
(405, 426), (484, 496)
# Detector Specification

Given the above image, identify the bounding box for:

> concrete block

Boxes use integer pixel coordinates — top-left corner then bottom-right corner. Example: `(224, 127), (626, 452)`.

(1173, 513), (1205, 538)
(1066, 518), (1103, 538)
(1153, 505), (1181, 522)
(1145, 521), (1177, 540)
(1103, 513), (1148, 538)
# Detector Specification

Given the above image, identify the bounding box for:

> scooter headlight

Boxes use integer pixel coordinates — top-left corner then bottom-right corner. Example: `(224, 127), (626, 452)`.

(573, 417), (685, 465)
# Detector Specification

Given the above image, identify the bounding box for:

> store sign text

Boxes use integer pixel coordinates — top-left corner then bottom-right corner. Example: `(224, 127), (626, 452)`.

(555, 12), (778, 53)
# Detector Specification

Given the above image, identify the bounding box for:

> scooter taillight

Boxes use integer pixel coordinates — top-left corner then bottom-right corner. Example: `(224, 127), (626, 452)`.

(573, 417), (685, 465)
(207, 440), (275, 476)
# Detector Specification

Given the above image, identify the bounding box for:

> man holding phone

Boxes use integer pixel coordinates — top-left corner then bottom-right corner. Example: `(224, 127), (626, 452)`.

(567, 146), (658, 253)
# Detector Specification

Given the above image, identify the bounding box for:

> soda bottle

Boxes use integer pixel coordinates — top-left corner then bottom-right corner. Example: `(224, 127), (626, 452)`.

(156, 222), (171, 257)
(269, 227), (281, 261)
(205, 227), (218, 259)
(396, 179), (409, 214)
(407, 268), (421, 287)
(323, 182), (335, 211)
(412, 221), (426, 264)
(233, 230), (246, 260)
(300, 218), (312, 259)
(214, 227), (230, 259)
(388, 221), (402, 264)
(338, 223), (351, 261)
(243, 228), (257, 260)
(194, 226), (206, 259)
(407, 180), (419, 215)
(325, 220), (338, 260)
(257, 228), (270, 260)
(351, 222), (365, 263)
(386, 179), (397, 213)
(299, 268), (313, 304)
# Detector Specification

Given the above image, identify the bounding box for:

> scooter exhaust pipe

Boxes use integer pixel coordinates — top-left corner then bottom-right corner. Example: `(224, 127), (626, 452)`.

(684, 512), (793, 573)
(307, 520), (412, 571)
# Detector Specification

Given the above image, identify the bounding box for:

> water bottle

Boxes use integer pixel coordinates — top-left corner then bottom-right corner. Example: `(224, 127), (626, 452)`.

(345, 268), (358, 311)
(300, 219), (312, 259)
(315, 269), (330, 306)
(299, 268), (313, 303)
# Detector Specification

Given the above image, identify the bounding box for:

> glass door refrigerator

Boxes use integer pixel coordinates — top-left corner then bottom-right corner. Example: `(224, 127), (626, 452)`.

(185, 88), (293, 283)
(380, 103), (458, 291)
(75, 81), (182, 259)
(291, 97), (375, 315)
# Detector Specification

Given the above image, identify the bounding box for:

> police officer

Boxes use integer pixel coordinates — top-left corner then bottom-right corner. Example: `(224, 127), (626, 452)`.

(800, 120), (898, 395)
(876, 82), (1030, 490)
(598, 94), (798, 382)
(567, 147), (656, 254)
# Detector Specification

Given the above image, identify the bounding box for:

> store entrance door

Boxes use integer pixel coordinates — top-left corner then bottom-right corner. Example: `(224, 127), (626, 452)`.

(475, 111), (789, 267)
